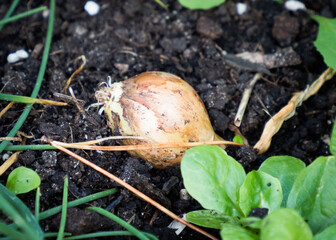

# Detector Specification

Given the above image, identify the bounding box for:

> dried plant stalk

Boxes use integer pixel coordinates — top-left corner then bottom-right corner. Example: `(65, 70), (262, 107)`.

(63, 55), (86, 93)
(234, 73), (262, 127)
(0, 102), (15, 118)
(50, 139), (241, 151)
(254, 67), (336, 154)
(0, 151), (21, 175)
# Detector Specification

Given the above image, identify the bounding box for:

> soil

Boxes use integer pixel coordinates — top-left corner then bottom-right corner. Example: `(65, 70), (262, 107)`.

(1, 0), (336, 239)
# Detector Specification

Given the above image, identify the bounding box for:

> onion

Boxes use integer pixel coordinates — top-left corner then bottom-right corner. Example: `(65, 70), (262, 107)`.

(95, 71), (223, 168)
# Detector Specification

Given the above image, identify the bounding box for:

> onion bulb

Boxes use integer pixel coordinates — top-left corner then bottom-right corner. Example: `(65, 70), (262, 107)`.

(95, 71), (223, 169)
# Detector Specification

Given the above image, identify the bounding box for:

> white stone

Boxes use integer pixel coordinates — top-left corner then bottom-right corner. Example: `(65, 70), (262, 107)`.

(285, 0), (306, 11)
(15, 49), (29, 59)
(7, 53), (20, 63)
(168, 214), (187, 235)
(2, 153), (10, 161)
(42, 9), (50, 18)
(84, 1), (100, 16)
(7, 49), (29, 63)
(236, 3), (247, 15)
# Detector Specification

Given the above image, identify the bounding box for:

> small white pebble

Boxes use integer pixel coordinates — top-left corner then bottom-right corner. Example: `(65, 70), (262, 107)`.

(2, 153), (10, 161)
(84, 1), (100, 16)
(7, 53), (20, 63)
(42, 9), (50, 18)
(15, 49), (29, 59)
(285, 0), (306, 11)
(168, 214), (187, 235)
(7, 49), (29, 63)
(236, 3), (247, 15)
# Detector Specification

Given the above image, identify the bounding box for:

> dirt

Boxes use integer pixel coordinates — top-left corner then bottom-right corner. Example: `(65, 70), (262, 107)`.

(1, 0), (336, 239)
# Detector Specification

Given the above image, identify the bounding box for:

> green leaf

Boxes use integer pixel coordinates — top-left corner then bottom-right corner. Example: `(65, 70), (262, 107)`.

(310, 15), (336, 70)
(261, 208), (313, 240)
(287, 156), (336, 233)
(314, 224), (336, 240)
(240, 217), (263, 230)
(239, 171), (282, 216)
(0, 183), (43, 239)
(186, 210), (240, 229)
(6, 166), (41, 195)
(181, 145), (246, 216)
(330, 117), (336, 156)
(233, 135), (244, 145)
(220, 224), (258, 240)
(177, 0), (225, 10)
(259, 156), (305, 206)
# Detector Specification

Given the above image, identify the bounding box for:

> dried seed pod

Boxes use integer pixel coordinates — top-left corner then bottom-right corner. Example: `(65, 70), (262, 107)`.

(95, 71), (223, 168)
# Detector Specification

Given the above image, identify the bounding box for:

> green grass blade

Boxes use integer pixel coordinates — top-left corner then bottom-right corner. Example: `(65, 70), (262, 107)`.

(153, 0), (168, 9)
(0, 0), (20, 31)
(0, 6), (47, 25)
(35, 187), (41, 221)
(0, 0), (55, 155)
(64, 231), (159, 240)
(0, 221), (25, 240)
(57, 176), (68, 240)
(0, 93), (49, 104)
(87, 207), (150, 240)
(39, 189), (117, 220)
(0, 184), (43, 239)
(5, 145), (56, 151)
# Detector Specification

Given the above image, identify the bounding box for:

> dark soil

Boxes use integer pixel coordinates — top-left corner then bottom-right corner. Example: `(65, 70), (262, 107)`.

(1, 0), (336, 239)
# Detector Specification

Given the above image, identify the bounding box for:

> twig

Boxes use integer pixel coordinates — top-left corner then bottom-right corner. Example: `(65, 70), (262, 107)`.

(234, 73), (262, 127)
(49, 139), (242, 151)
(0, 151), (21, 175)
(50, 141), (219, 240)
(63, 55), (86, 93)
(254, 67), (336, 154)
(0, 102), (15, 118)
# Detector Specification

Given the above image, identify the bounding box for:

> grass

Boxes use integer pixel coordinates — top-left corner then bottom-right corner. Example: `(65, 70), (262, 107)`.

(0, 179), (158, 240)
(0, 6), (47, 26)
(0, 0), (55, 155)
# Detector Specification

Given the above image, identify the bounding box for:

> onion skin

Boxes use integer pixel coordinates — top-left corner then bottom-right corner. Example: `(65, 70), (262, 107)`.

(95, 71), (223, 169)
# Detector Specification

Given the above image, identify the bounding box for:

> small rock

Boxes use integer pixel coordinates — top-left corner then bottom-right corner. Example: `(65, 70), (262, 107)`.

(7, 49), (29, 63)
(272, 12), (299, 46)
(236, 3), (248, 15)
(196, 17), (223, 39)
(84, 1), (100, 16)
(42, 151), (57, 167)
(19, 150), (36, 165)
(285, 0), (306, 11)
(162, 176), (179, 195)
(179, 189), (190, 201)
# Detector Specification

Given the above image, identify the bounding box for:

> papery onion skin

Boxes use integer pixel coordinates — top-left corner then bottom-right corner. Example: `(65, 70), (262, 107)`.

(96, 71), (223, 169)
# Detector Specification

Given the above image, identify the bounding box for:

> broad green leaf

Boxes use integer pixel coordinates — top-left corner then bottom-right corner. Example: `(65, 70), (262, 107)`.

(239, 171), (282, 216)
(330, 117), (336, 156)
(259, 156), (305, 206)
(181, 145), (246, 216)
(186, 210), (240, 229)
(287, 156), (336, 233)
(310, 15), (336, 70)
(220, 224), (258, 240)
(177, 0), (225, 10)
(261, 208), (313, 240)
(314, 224), (336, 240)
(6, 166), (41, 195)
